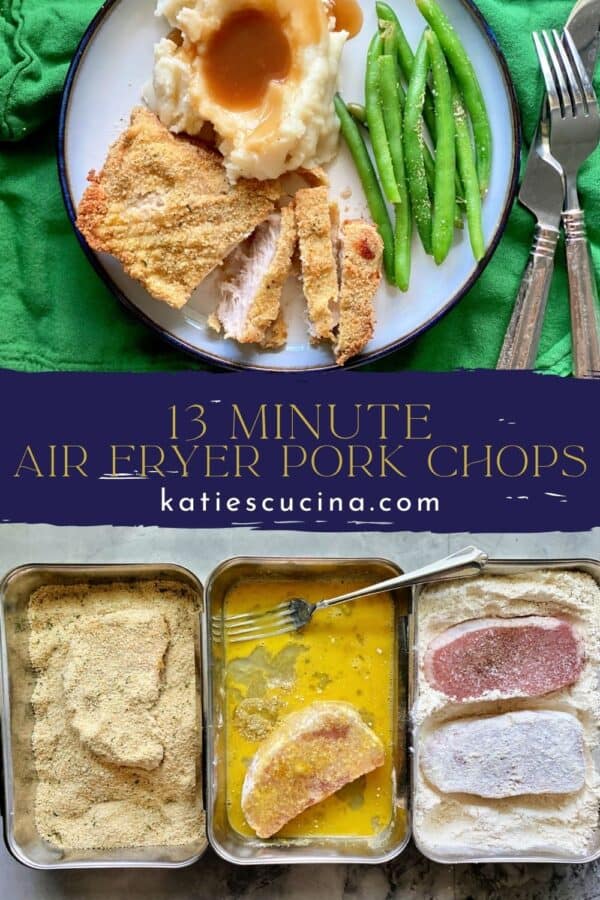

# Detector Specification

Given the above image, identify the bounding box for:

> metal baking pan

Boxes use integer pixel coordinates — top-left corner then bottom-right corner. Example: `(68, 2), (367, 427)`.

(203, 556), (411, 865)
(409, 557), (600, 866)
(0, 563), (208, 870)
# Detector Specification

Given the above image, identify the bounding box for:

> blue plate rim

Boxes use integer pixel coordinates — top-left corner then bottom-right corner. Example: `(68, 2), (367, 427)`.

(57, 0), (522, 374)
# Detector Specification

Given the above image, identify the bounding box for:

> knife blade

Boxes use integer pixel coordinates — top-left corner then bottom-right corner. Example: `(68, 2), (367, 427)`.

(566, 0), (600, 78)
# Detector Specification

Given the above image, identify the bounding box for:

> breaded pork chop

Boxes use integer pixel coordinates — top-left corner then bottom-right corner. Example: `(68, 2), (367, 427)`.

(334, 219), (383, 366)
(76, 107), (281, 309)
(295, 186), (339, 343)
(208, 204), (296, 348)
(242, 701), (385, 839)
(62, 609), (170, 772)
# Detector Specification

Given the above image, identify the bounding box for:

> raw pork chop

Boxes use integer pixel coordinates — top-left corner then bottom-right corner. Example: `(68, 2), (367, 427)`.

(242, 701), (384, 838)
(421, 710), (586, 798)
(424, 616), (584, 700)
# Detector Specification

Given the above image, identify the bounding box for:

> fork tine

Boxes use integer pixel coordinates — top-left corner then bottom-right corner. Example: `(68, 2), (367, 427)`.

(552, 30), (584, 113)
(563, 28), (599, 112)
(222, 602), (289, 625)
(533, 32), (562, 116)
(541, 29), (573, 117)
(228, 622), (297, 644)
(224, 611), (295, 638)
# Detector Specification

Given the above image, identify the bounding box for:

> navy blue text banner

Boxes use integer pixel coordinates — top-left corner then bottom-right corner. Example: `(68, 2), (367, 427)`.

(0, 370), (597, 533)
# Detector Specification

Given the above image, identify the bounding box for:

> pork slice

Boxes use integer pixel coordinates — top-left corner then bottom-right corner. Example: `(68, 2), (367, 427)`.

(295, 186), (340, 343)
(421, 710), (586, 798)
(334, 219), (382, 366)
(242, 701), (384, 839)
(211, 205), (296, 348)
(424, 616), (584, 701)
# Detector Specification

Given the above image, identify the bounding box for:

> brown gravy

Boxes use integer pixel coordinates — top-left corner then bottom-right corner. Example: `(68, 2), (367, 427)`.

(203, 8), (292, 111)
(331, 0), (364, 38)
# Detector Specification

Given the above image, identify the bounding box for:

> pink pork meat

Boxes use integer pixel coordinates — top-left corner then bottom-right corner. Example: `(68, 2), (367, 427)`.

(424, 616), (584, 701)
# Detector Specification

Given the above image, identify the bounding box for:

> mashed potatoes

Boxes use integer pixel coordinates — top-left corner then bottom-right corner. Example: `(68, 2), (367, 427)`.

(145, 0), (347, 182)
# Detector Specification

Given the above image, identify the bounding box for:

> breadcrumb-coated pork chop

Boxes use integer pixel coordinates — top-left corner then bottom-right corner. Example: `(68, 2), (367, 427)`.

(334, 219), (383, 366)
(241, 701), (385, 839)
(208, 204), (296, 348)
(76, 107), (281, 309)
(295, 186), (340, 343)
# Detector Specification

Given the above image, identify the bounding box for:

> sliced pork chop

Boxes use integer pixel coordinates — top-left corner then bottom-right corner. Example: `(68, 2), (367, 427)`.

(209, 205), (296, 348)
(424, 616), (584, 701)
(334, 219), (383, 366)
(76, 107), (281, 309)
(421, 710), (586, 798)
(242, 701), (385, 839)
(295, 186), (339, 343)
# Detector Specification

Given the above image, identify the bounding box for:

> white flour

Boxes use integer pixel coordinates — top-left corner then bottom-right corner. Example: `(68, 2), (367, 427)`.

(412, 569), (600, 859)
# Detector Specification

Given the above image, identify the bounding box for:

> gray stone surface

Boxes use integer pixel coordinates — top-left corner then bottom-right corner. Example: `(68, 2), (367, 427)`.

(1, 525), (598, 900)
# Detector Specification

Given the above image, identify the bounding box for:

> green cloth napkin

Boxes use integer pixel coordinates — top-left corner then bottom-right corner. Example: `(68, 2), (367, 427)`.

(0, 0), (598, 373)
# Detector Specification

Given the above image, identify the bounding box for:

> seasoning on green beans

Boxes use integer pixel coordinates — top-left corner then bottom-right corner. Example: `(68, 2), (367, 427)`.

(452, 80), (485, 261)
(403, 32), (432, 255)
(426, 30), (456, 265)
(366, 34), (401, 205)
(334, 94), (396, 283)
(416, 0), (492, 196)
(376, 0), (464, 217)
(378, 54), (411, 291)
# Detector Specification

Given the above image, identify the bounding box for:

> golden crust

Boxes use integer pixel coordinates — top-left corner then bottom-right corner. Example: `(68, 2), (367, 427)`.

(297, 166), (330, 188)
(261, 311), (289, 350)
(76, 107), (280, 309)
(335, 219), (382, 366)
(239, 204), (296, 348)
(242, 701), (385, 839)
(295, 186), (339, 342)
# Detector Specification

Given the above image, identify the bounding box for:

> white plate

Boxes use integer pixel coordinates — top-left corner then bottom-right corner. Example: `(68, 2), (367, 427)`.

(59, 0), (520, 371)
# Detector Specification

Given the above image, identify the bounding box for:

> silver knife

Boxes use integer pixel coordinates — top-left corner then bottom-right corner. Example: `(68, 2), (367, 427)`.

(497, 115), (564, 370)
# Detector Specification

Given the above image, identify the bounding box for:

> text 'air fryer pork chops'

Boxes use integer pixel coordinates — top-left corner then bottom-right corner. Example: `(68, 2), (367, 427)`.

(424, 616), (585, 701)
(241, 701), (385, 839)
(76, 107), (280, 309)
(421, 710), (586, 799)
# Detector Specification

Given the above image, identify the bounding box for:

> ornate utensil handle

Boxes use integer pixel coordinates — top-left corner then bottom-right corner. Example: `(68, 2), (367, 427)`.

(563, 208), (600, 379)
(497, 223), (559, 370)
(316, 546), (488, 611)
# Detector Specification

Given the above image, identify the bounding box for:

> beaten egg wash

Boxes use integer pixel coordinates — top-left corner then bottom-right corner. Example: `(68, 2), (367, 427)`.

(224, 575), (398, 839)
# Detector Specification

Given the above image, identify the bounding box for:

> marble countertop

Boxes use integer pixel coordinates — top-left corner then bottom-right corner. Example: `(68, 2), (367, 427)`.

(1, 524), (598, 900)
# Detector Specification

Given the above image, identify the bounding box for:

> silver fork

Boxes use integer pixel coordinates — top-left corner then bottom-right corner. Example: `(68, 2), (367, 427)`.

(534, 29), (600, 378)
(219, 546), (488, 643)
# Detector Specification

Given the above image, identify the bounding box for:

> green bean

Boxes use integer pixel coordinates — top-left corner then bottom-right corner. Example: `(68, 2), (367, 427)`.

(376, 0), (464, 216)
(452, 79), (485, 261)
(426, 30), (456, 265)
(366, 34), (401, 204)
(348, 102), (368, 127)
(403, 33), (432, 255)
(378, 54), (411, 291)
(415, 0), (492, 196)
(382, 28), (406, 113)
(423, 144), (463, 230)
(334, 94), (396, 282)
